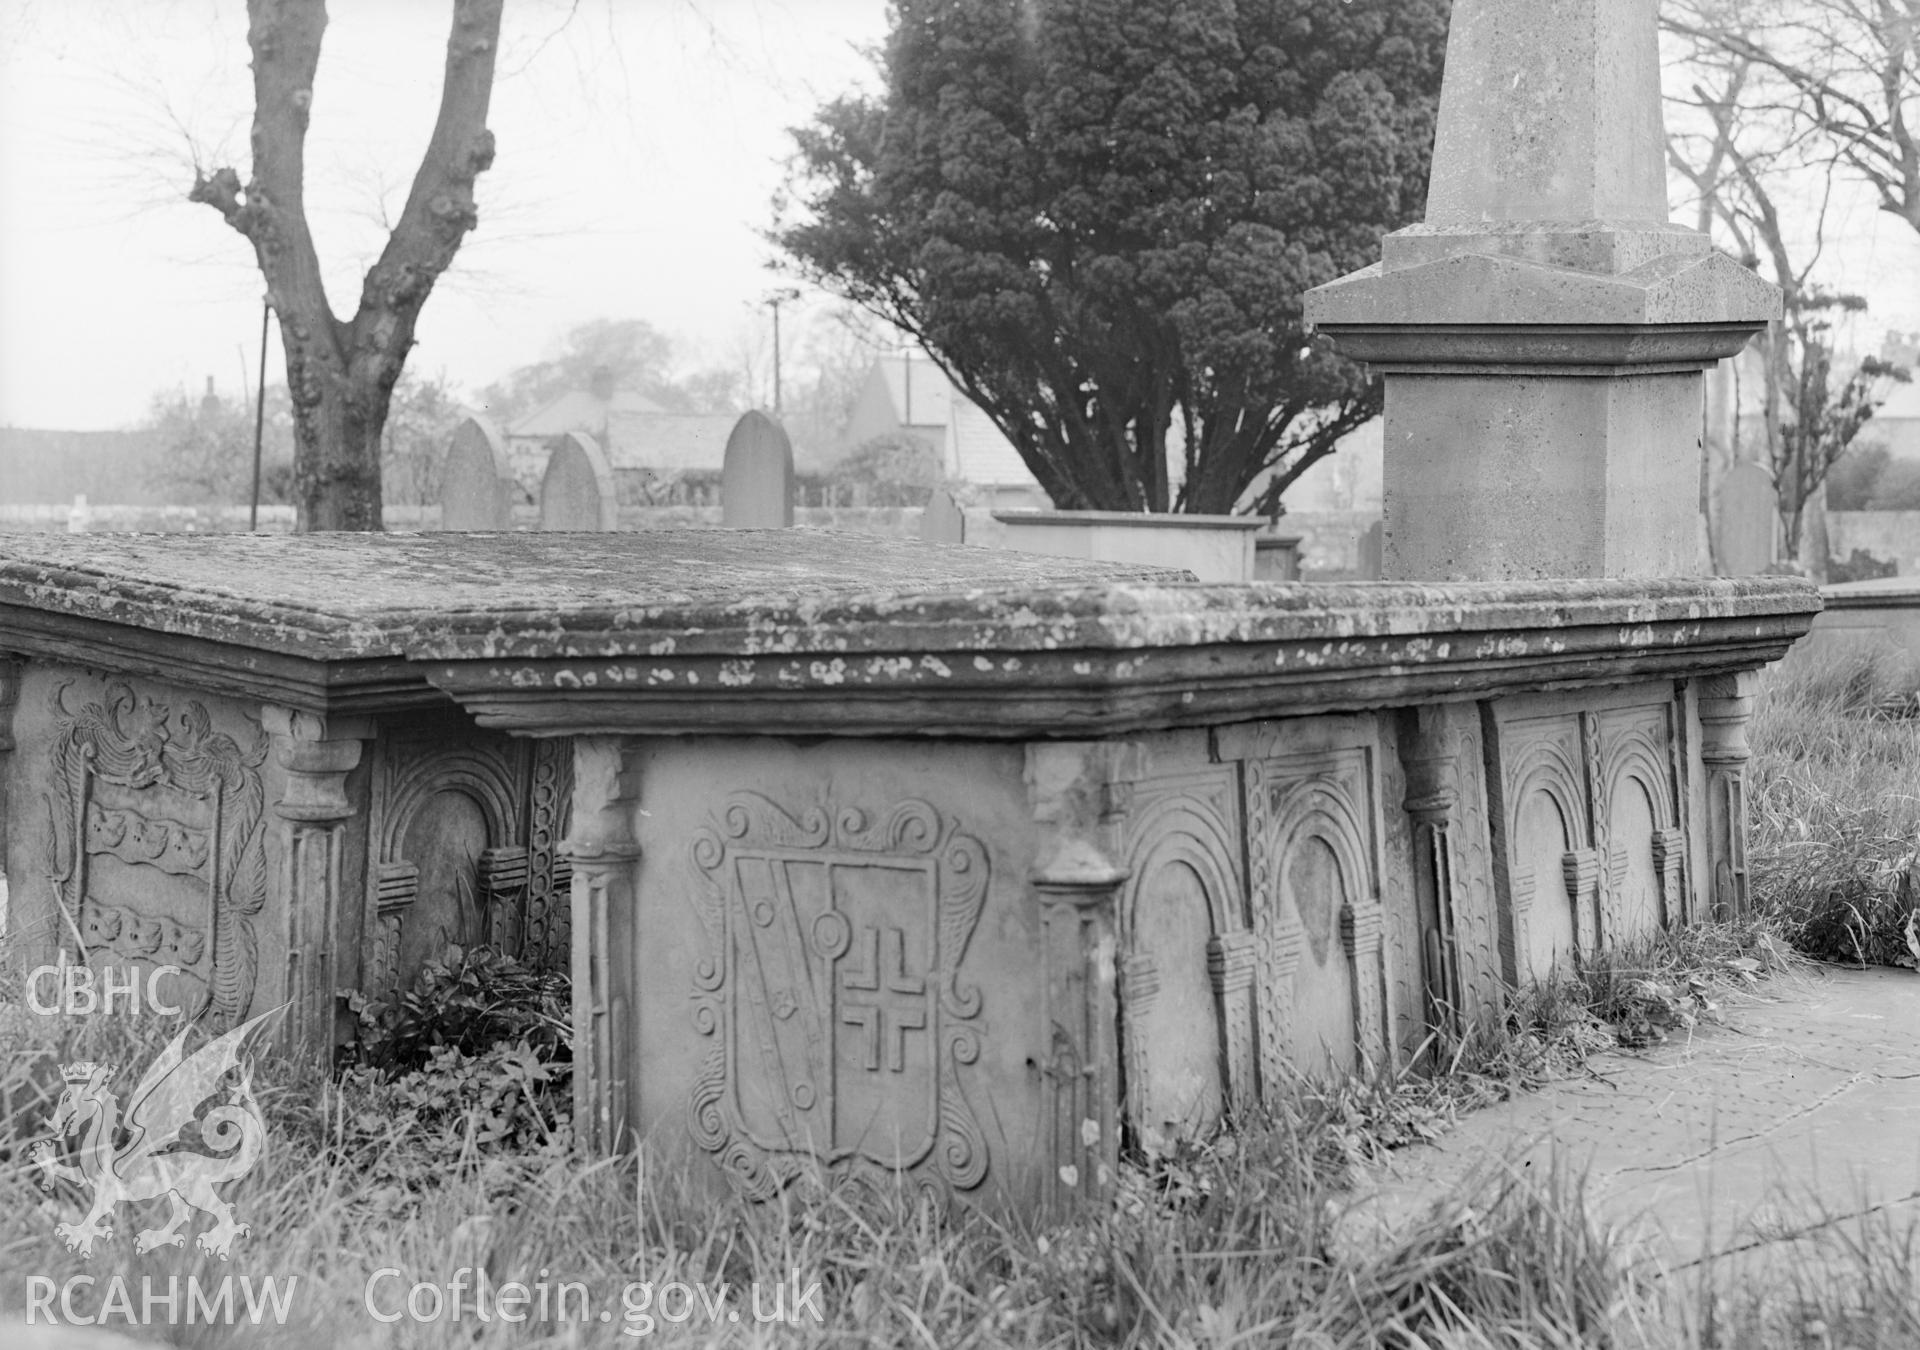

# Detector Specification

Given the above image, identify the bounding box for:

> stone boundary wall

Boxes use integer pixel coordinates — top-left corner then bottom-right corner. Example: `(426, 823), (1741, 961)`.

(1828, 512), (1920, 576)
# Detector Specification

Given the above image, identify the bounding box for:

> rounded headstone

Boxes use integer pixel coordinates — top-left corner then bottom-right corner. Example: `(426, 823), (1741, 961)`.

(539, 431), (619, 532)
(439, 417), (514, 531)
(721, 411), (795, 529)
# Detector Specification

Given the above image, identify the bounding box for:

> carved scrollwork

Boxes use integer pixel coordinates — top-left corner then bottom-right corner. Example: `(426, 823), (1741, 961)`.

(686, 792), (991, 1200)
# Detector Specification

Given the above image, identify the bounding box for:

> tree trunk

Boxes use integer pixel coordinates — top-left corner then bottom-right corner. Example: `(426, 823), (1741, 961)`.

(191, 0), (502, 531)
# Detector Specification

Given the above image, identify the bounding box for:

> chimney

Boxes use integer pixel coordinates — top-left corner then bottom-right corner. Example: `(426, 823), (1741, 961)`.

(588, 365), (617, 404)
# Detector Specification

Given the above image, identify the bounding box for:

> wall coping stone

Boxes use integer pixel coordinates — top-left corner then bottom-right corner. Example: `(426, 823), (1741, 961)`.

(992, 511), (1266, 532)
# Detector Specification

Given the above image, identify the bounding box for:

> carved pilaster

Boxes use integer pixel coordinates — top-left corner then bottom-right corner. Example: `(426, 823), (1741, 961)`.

(1562, 848), (1601, 954)
(1651, 827), (1686, 928)
(0, 658), (20, 932)
(1027, 743), (1128, 1215)
(1119, 953), (1160, 1143)
(524, 737), (574, 968)
(1401, 708), (1464, 1037)
(368, 861), (419, 998)
(0, 657), (20, 756)
(1207, 930), (1258, 1117)
(1699, 671), (1759, 920)
(479, 845), (531, 952)
(1579, 712), (1612, 950)
(1341, 898), (1388, 1056)
(266, 706), (370, 1052)
(563, 735), (642, 1155)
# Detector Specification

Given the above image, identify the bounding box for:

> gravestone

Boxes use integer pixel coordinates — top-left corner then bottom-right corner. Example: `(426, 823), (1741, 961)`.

(540, 431), (619, 532)
(1357, 520), (1385, 580)
(921, 486), (967, 545)
(439, 417), (516, 531)
(720, 411), (794, 529)
(1716, 460), (1776, 576)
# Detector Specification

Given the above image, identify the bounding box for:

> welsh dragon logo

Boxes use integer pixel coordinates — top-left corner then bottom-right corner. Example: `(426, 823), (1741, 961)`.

(29, 1008), (279, 1260)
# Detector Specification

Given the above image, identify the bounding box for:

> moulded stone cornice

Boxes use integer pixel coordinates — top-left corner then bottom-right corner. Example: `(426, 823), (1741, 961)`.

(0, 534), (1820, 732)
(1301, 322), (1765, 376)
(423, 594), (1818, 738)
(1305, 249), (1782, 333)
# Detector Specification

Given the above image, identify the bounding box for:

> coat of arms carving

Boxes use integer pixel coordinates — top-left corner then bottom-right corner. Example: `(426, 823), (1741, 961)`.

(687, 794), (991, 1200)
(41, 682), (268, 1025)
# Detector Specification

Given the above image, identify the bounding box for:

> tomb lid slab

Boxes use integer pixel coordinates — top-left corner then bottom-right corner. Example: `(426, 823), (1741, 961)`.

(0, 532), (1820, 734)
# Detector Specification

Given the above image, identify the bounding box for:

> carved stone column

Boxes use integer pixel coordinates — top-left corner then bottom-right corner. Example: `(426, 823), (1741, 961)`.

(1400, 708), (1464, 1037)
(563, 735), (642, 1155)
(265, 706), (370, 1052)
(1027, 742), (1128, 1215)
(1698, 671), (1759, 920)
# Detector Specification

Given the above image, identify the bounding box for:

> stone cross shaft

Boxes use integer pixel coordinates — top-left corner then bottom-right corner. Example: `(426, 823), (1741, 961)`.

(1305, 0), (1781, 583)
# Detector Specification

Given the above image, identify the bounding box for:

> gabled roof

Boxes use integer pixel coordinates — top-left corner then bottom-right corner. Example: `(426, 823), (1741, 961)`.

(510, 387), (666, 437)
(0, 426), (164, 505)
(604, 412), (739, 474)
(946, 400), (1040, 488)
(1878, 379), (1920, 422)
(878, 356), (953, 431)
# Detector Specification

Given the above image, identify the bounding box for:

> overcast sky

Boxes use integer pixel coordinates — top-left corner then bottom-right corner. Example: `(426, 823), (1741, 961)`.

(1, 0), (1916, 433)
(0, 0), (892, 430)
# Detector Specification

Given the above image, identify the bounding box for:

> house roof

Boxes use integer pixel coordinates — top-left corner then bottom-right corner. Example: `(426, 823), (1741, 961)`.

(0, 427), (164, 505)
(1878, 380), (1920, 422)
(947, 399), (1039, 488)
(878, 356), (953, 432)
(604, 412), (739, 474)
(510, 387), (667, 437)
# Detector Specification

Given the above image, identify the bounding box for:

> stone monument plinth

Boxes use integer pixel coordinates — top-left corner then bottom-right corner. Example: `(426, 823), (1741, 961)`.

(1305, 0), (1781, 583)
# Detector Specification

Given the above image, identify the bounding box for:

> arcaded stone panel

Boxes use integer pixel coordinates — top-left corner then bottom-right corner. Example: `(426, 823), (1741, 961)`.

(362, 719), (534, 998)
(618, 738), (1040, 1209)
(1489, 685), (1687, 980)
(14, 668), (273, 1029)
(1219, 716), (1395, 1094)
(1488, 708), (1592, 979)
(1110, 738), (1249, 1151)
(1594, 704), (1684, 940)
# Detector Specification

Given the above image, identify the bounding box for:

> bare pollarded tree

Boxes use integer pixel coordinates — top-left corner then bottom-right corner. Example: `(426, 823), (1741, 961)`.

(190, 0), (504, 531)
(1667, 0), (1919, 238)
(1666, 4), (1912, 569)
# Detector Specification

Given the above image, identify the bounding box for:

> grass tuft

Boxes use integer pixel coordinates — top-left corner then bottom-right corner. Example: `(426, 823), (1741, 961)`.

(1751, 645), (1920, 966)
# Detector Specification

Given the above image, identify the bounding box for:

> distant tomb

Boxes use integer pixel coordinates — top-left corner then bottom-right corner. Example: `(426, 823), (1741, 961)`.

(540, 432), (619, 532)
(721, 411), (794, 529)
(1716, 461), (1776, 577)
(439, 418), (516, 531)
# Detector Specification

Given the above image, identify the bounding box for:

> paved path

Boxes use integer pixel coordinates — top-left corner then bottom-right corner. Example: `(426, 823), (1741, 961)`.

(1336, 965), (1920, 1270)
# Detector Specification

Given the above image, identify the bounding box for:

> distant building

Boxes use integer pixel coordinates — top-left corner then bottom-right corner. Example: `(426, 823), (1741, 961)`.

(504, 367), (737, 500)
(1876, 332), (1920, 461)
(844, 354), (1047, 508)
(0, 427), (164, 506)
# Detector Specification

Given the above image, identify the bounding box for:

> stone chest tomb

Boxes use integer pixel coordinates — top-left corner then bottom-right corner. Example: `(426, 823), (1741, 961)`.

(0, 532), (1815, 1212)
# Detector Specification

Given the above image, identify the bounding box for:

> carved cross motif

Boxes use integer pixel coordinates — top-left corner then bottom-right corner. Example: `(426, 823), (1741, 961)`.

(839, 925), (929, 1073)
